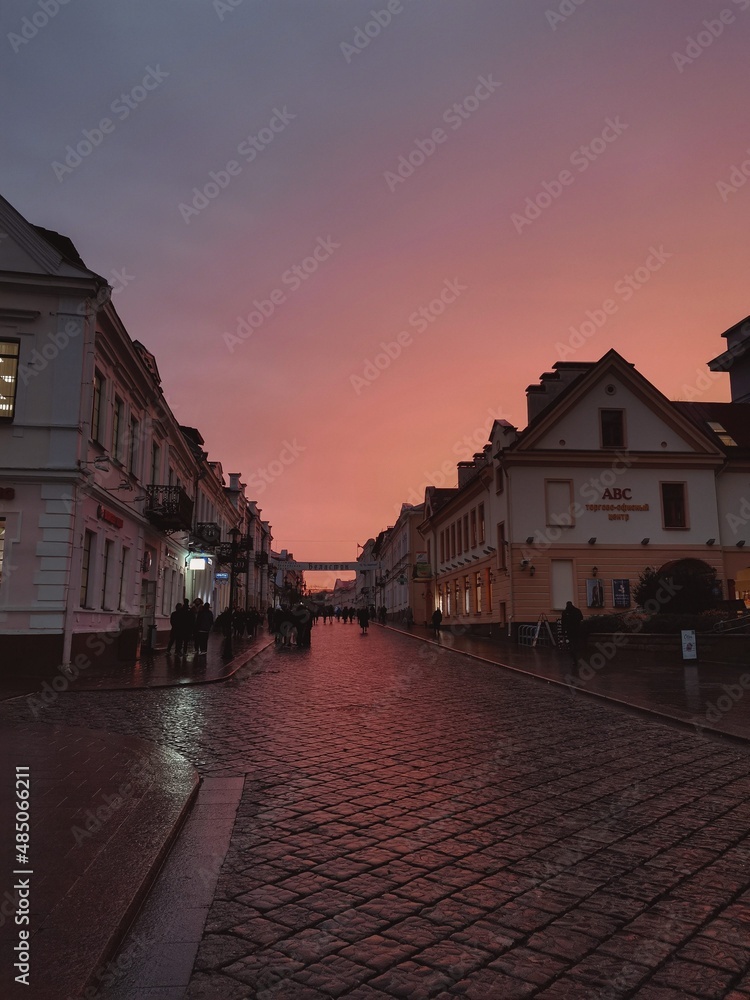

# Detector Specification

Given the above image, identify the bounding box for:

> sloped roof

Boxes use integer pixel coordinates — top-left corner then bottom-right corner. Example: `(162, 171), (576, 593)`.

(672, 400), (750, 455)
(32, 225), (88, 269)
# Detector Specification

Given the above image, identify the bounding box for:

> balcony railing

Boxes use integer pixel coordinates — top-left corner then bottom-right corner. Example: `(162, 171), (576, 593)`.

(195, 521), (221, 546)
(144, 485), (194, 532)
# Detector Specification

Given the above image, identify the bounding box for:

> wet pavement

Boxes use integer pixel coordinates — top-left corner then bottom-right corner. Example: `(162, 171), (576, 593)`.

(0, 632), (273, 697)
(387, 625), (750, 742)
(3, 622), (750, 998)
(0, 721), (198, 1000)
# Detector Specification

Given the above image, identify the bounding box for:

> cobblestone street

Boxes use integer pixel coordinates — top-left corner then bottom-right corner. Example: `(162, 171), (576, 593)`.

(6, 624), (750, 999)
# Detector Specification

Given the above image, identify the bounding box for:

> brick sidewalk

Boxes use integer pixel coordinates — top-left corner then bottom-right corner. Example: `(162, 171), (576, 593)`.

(0, 723), (198, 1000)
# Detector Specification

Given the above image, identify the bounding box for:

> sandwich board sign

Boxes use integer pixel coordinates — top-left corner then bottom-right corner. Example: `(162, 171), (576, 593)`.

(681, 629), (697, 661)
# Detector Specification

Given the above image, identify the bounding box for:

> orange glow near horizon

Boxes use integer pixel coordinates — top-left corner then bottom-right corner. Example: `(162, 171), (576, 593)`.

(5, 1), (747, 583)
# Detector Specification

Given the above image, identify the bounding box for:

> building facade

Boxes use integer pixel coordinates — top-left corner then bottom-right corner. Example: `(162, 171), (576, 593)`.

(392, 341), (750, 636)
(0, 194), (273, 671)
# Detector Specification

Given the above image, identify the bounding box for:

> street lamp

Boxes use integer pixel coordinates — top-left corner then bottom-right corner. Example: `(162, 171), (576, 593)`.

(225, 526), (241, 658)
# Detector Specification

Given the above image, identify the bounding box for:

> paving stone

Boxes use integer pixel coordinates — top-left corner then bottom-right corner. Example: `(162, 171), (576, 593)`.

(526, 923), (599, 962)
(450, 966), (537, 998)
(368, 961), (456, 998)
(486, 945), (568, 985)
(339, 934), (420, 972)
(292, 953), (373, 996)
(11, 625), (750, 998)
(652, 957), (735, 998)
(413, 938), (491, 977)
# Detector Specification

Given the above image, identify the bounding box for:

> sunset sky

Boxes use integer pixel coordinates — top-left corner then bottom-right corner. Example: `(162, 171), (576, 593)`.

(3, 0), (749, 583)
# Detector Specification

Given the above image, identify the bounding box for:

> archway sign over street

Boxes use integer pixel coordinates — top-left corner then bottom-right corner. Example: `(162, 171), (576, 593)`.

(272, 560), (380, 572)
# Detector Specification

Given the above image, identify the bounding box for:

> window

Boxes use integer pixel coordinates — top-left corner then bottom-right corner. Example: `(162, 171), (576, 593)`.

(661, 482), (687, 529)
(497, 522), (506, 569)
(162, 569), (172, 614)
(81, 531), (94, 607)
(440, 530), (445, 564)
(495, 466), (504, 494)
(463, 515), (469, 551)
(450, 524), (456, 559)
(0, 518), (5, 584)
(118, 547), (129, 609)
(454, 580), (460, 615)
(551, 559), (575, 610)
(112, 397), (123, 460)
(101, 539), (112, 608)
(0, 341), (20, 420)
(475, 571), (482, 613)
(707, 421), (737, 447)
(485, 568), (492, 611)
(128, 417), (139, 476)
(150, 441), (161, 485)
(446, 584), (451, 616)
(546, 480), (575, 528)
(91, 370), (105, 442)
(427, 539), (431, 564)
(457, 519), (463, 555)
(478, 504), (485, 544)
(464, 575), (471, 613)
(600, 409), (625, 448)
(470, 509), (477, 548)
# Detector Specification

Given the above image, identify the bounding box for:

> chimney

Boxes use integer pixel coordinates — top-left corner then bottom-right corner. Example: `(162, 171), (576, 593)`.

(526, 362), (594, 423)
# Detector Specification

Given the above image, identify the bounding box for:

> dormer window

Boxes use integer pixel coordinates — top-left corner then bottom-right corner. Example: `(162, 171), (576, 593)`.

(600, 408), (625, 448)
(707, 420), (737, 447)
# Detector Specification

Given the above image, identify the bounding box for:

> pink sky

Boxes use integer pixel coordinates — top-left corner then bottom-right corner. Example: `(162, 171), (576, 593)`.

(3, 0), (748, 584)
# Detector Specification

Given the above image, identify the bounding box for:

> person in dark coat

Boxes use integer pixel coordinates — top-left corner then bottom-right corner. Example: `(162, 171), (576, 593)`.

(167, 604), (181, 653)
(357, 606), (369, 633)
(174, 601), (193, 656)
(195, 602), (214, 653)
(561, 601), (584, 661)
(431, 607), (443, 639)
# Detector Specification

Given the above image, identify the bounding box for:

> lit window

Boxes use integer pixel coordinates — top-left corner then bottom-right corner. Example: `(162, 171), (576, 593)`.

(464, 575), (471, 613)
(707, 421), (738, 447)
(475, 571), (482, 613)
(0, 341), (20, 420)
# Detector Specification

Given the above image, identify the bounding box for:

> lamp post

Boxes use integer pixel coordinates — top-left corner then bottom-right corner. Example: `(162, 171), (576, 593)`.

(225, 526), (241, 658)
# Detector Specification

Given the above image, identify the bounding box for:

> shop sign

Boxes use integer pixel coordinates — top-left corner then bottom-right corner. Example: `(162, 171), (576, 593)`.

(97, 504), (124, 529)
(681, 629), (698, 661)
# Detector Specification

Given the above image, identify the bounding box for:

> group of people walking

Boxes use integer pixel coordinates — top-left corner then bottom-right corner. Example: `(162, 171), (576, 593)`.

(166, 599), (215, 655)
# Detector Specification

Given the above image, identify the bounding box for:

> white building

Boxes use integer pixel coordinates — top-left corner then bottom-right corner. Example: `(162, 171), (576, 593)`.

(0, 194), (273, 671)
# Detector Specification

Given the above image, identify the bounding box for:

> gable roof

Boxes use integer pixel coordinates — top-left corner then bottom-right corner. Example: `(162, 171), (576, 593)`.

(513, 349), (722, 456)
(0, 193), (105, 285)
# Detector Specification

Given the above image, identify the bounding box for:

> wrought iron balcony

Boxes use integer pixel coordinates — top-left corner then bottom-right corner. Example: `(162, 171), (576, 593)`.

(195, 521), (221, 546)
(144, 485), (194, 532)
